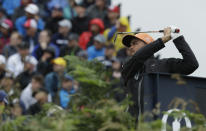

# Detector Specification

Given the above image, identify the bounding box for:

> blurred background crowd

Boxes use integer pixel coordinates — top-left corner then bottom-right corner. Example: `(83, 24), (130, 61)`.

(0, 0), (133, 119)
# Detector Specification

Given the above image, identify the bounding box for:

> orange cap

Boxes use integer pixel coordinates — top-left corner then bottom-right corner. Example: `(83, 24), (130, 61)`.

(122, 33), (154, 47)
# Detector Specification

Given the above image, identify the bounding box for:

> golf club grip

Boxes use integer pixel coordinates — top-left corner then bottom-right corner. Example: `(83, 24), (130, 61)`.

(159, 29), (180, 33)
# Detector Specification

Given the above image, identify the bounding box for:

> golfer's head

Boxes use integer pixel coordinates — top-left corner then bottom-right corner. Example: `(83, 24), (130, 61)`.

(122, 33), (154, 55)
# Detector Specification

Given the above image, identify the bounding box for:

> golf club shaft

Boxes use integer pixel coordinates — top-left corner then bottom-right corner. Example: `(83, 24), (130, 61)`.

(117, 31), (159, 34)
(117, 29), (180, 34)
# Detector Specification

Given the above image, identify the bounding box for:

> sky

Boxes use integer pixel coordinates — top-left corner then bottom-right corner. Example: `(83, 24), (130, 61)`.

(112, 0), (206, 77)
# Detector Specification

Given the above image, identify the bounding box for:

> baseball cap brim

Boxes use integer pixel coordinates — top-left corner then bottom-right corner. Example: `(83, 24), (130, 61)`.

(24, 4), (39, 15)
(25, 8), (36, 15)
(122, 35), (138, 47)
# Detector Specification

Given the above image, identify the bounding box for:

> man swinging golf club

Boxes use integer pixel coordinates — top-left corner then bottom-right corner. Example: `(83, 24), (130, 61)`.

(121, 27), (199, 120)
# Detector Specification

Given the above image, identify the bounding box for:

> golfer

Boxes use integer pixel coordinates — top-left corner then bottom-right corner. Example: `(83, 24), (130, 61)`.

(121, 27), (199, 119)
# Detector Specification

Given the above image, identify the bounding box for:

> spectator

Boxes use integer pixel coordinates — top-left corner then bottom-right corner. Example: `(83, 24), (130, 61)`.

(59, 74), (76, 109)
(3, 32), (22, 58)
(0, 7), (7, 23)
(10, 99), (25, 118)
(16, 62), (37, 90)
(36, 47), (55, 76)
(111, 58), (125, 102)
(0, 90), (9, 120)
(82, 0), (112, 8)
(44, 57), (66, 101)
(0, 55), (6, 80)
(104, 16), (131, 51)
(51, 19), (72, 48)
(79, 18), (104, 50)
(16, 37), (40, 88)
(12, 0), (33, 22)
(34, 0), (50, 20)
(96, 44), (115, 68)
(63, 0), (77, 20)
(45, 6), (64, 34)
(0, 90), (8, 106)
(77, 50), (88, 60)
(2, 0), (21, 16)
(81, 0), (95, 8)
(111, 58), (121, 79)
(59, 33), (82, 57)
(117, 47), (133, 63)
(23, 19), (39, 53)
(104, 5), (120, 29)
(87, 34), (106, 60)
(27, 89), (48, 115)
(47, 0), (69, 10)
(6, 42), (38, 77)
(20, 74), (44, 110)
(15, 3), (45, 36)
(86, 0), (108, 20)
(0, 19), (13, 53)
(0, 76), (20, 102)
(71, 4), (89, 35)
(32, 30), (59, 60)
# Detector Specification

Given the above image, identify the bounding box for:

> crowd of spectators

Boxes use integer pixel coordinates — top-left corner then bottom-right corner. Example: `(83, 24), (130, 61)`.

(0, 0), (132, 119)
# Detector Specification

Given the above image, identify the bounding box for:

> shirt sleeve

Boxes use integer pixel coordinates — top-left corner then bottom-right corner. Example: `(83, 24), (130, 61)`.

(166, 35), (199, 75)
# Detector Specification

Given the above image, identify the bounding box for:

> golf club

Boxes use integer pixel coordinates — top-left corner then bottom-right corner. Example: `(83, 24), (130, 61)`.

(114, 28), (180, 44)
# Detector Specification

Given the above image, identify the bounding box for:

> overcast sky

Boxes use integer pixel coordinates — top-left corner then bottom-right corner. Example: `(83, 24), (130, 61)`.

(112, 0), (206, 77)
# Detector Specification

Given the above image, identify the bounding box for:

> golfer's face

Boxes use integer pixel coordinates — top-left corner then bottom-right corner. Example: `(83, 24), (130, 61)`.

(129, 39), (146, 55)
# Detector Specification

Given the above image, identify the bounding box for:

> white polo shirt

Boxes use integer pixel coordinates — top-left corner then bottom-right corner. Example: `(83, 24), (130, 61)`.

(6, 53), (38, 77)
(20, 83), (37, 110)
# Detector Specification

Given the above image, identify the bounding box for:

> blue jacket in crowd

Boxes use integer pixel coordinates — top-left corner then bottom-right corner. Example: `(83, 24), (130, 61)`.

(15, 16), (45, 36)
(87, 46), (105, 60)
(59, 88), (75, 109)
(44, 72), (61, 98)
(2, 0), (21, 15)
(47, 0), (68, 10)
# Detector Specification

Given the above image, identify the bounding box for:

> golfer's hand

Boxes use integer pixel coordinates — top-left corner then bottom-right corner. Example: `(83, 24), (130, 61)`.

(161, 27), (172, 43)
(163, 27), (172, 36)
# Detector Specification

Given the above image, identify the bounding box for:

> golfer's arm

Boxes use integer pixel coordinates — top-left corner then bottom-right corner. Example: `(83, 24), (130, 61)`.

(122, 38), (165, 83)
(167, 36), (199, 75)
